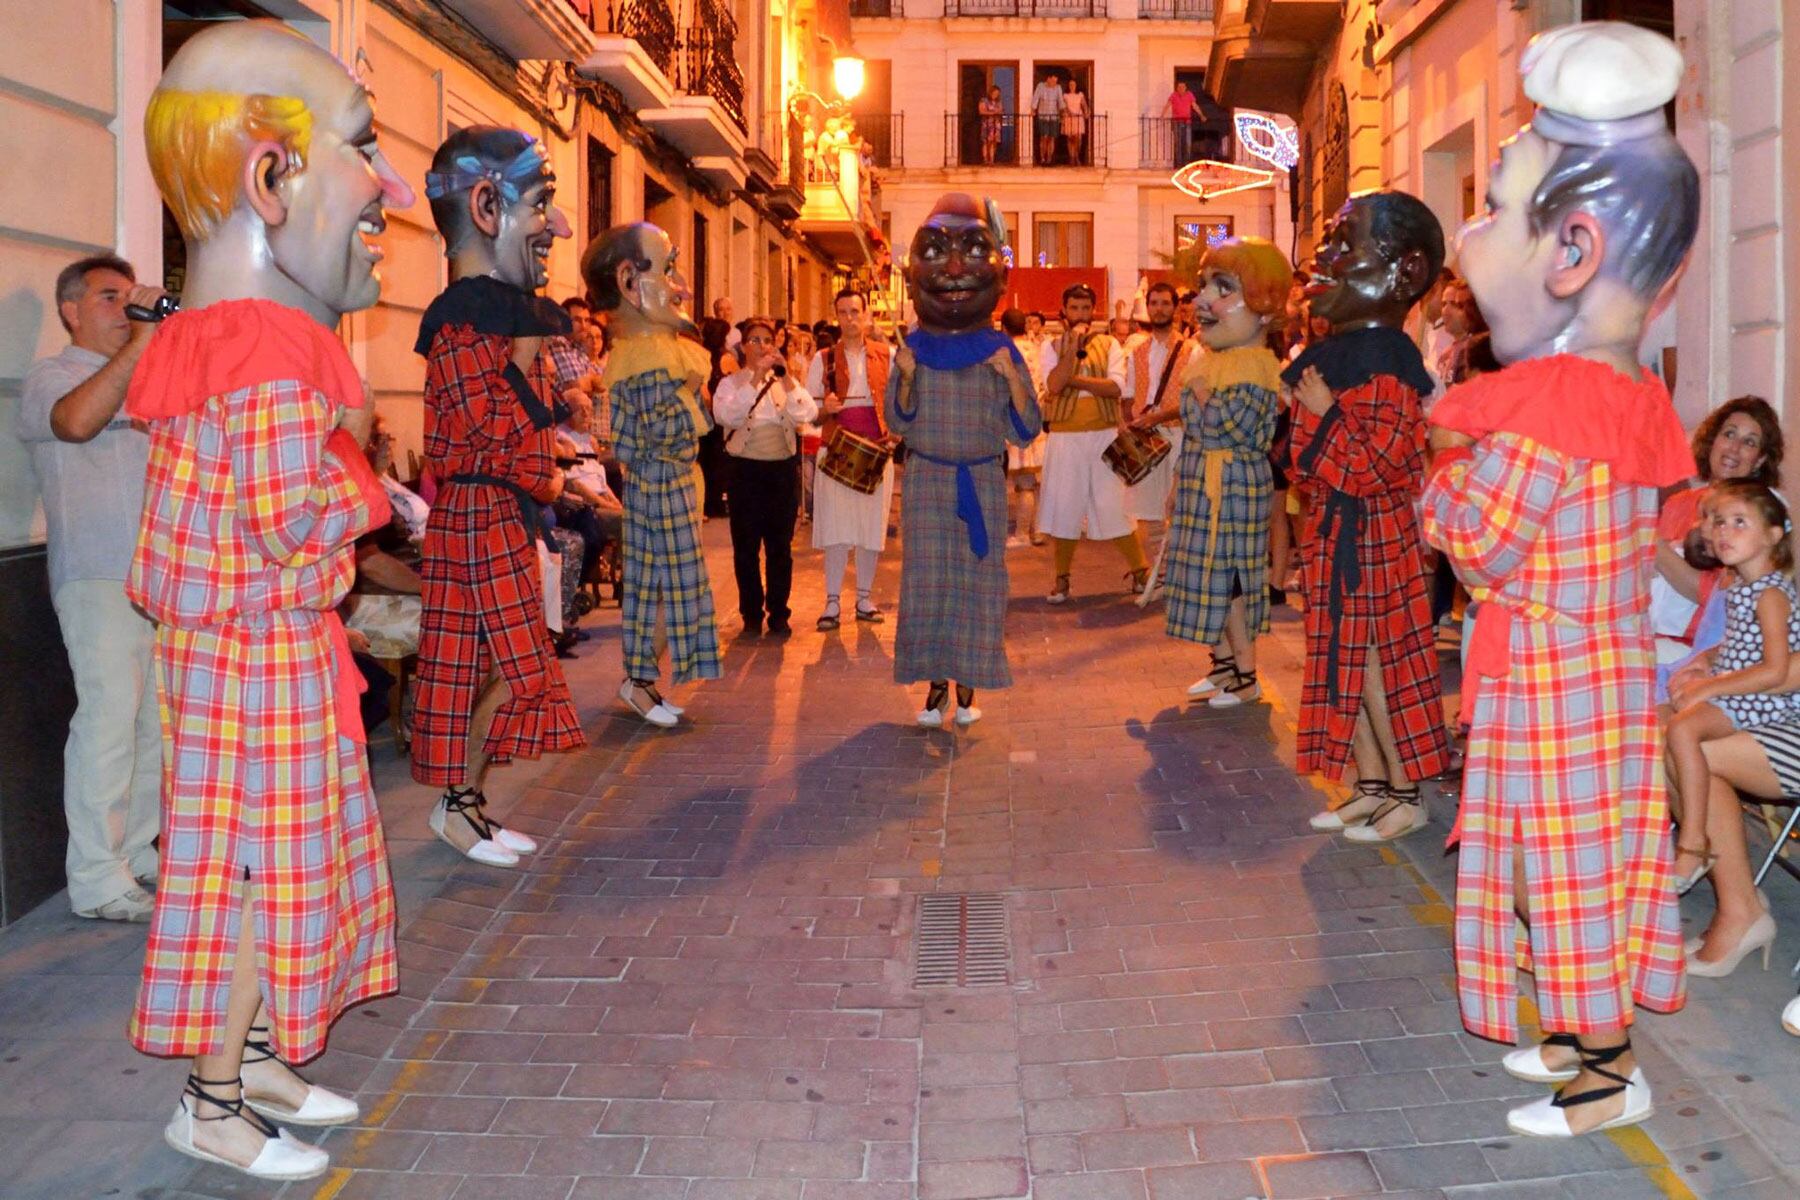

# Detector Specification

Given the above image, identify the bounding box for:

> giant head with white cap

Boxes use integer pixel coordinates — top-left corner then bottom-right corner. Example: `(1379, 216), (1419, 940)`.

(1456, 21), (1698, 367)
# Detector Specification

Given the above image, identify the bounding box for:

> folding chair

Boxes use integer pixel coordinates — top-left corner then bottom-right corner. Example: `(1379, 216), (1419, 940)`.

(1750, 801), (1800, 888)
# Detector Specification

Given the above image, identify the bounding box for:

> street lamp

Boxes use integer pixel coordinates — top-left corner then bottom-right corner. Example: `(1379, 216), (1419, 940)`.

(832, 54), (866, 103)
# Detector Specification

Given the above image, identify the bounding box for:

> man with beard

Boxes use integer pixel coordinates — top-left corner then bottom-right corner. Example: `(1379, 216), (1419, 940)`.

(1038, 283), (1148, 603)
(125, 20), (412, 1178)
(1122, 280), (1199, 526)
(1288, 190), (1452, 842)
(889, 194), (1041, 726)
(411, 127), (584, 867)
(805, 289), (895, 630)
(585, 223), (721, 726)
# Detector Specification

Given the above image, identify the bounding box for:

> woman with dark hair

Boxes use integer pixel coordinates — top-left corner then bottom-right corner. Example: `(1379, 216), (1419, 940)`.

(1653, 396), (1785, 666)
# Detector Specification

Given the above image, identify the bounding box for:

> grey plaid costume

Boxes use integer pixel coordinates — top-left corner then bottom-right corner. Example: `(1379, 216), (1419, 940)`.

(886, 358), (1042, 689)
(611, 369), (721, 683)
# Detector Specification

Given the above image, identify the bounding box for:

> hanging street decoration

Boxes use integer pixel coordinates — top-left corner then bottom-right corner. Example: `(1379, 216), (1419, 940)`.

(1170, 158), (1278, 202)
(1234, 111), (1301, 170)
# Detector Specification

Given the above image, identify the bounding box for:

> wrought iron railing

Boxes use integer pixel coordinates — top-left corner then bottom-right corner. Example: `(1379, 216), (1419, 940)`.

(587, 0), (679, 78)
(1137, 0), (1213, 18)
(945, 0), (1106, 15)
(1139, 116), (1232, 169)
(677, 0), (746, 132)
(944, 111), (1106, 167)
(850, 0), (901, 14)
(858, 113), (904, 168)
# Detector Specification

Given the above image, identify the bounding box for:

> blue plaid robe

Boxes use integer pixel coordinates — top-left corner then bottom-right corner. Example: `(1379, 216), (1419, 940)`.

(610, 366), (721, 683)
(887, 346), (1041, 689)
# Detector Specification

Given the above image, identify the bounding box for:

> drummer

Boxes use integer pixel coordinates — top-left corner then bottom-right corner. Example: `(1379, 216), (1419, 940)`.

(1037, 282), (1148, 603)
(804, 289), (895, 630)
(1122, 281), (1199, 529)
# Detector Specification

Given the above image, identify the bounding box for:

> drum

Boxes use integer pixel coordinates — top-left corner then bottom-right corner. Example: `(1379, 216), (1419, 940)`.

(820, 426), (891, 495)
(1103, 426), (1171, 486)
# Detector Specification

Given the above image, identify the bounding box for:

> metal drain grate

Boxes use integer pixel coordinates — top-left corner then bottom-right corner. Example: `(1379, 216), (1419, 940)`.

(914, 893), (1011, 988)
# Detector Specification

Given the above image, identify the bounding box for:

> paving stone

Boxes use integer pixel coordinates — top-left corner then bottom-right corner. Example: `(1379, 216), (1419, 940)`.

(1262, 1150), (1384, 1198)
(1371, 1143), (1499, 1190)
(1145, 1160), (1264, 1199)
(916, 1157), (1030, 1199)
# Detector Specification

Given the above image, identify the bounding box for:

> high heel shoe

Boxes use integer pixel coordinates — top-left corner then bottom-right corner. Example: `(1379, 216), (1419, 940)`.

(1672, 842), (1718, 896)
(1686, 911), (1776, 978)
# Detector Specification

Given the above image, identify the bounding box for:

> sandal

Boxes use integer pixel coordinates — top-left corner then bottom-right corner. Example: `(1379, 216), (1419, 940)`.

(855, 599), (884, 623)
(1506, 1039), (1652, 1138)
(817, 600), (842, 632)
(1207, 668), (1261, 709)
(917, 681), (952, 728)
(1187, 656), (1236, 699)
(1046, 574), (1071, 605)
(1125, 567), (1151, 595)
(164, 1073), (329, 1180)
(954, 684), (981, 727)
(1672, 842), (1718, 896)
(242, 1027), (360, 1125)
(428, 786), (519, 867)
(1343, 784), (1429, 843)
(619, 678), (680, 728)
(1310, 779), (1387, 832)
(1502, 1032), (1581, 1084)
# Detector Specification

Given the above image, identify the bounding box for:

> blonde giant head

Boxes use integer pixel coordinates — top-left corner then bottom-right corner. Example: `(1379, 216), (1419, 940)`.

(145, 20), (415, 323)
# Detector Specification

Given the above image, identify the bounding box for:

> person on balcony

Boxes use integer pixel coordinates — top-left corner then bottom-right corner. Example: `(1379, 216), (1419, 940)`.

(1061, 78), (1089, 166)
(1030, 72), (1065, 166)
(1162, 80), (1197, 166)
(979, 86), (1004, 165)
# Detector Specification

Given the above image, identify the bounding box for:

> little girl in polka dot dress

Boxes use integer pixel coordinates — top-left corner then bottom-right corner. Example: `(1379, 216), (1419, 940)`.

(1665, 481), (1800, 895)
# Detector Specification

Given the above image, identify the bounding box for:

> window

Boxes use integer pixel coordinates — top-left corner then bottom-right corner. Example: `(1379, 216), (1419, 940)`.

(1034, 214), (1093, 268)
(691, 212), (709, 316)
(1175, 216), (1234, 255)
(955, 61), (1018, 166)
(586, 137), (614, 248)
(1029, 62), (1095, 166)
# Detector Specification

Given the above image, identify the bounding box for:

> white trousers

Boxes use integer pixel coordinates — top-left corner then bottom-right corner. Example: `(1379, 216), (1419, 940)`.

(52, 579), (161, 910)
(1037, 429), (1136, 541)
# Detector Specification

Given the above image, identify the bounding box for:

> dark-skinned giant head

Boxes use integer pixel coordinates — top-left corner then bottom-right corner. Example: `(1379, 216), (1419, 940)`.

(1456, 21), (1698, 365)
(426, 126), (571, 291)
(907, 193), (1008, 333)
(1305, 190), (1445, 334)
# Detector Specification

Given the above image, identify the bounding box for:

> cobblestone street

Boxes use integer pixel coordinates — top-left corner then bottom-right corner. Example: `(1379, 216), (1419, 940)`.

(2, 521), (1799, 1199)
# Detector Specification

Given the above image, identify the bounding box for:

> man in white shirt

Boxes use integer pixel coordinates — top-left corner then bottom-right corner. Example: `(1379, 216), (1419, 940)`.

(714, 317), (819, 635)
(1037, 283), (1148, 603)
(1121, 281), (1199, 523)
(804, 290), (895, 630)
(15, 254), (167, 921)
(1030, 73), (1065, 165)
(1001, 307), (1047, 547)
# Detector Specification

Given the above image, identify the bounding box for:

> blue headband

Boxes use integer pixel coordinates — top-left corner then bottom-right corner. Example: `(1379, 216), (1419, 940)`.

(424, 140), (549, 203)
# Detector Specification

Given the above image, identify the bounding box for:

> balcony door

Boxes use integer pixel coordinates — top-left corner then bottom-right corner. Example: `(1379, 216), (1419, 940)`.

(853, 59), (898, 167)
(957, 62), (1017, 166)
(1030, 61), (1093, 165)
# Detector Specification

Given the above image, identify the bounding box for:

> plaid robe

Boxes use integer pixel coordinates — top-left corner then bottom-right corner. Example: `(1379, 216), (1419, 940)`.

(1423, 359), (1687, 1043)
(412, 324), (584, 786)
(1289, 344), (1450, 782)
(608, 334), (721, 684)
(1164, 346), (1280, 646)
(126, 308), (396, 1061)
(887, 341), (1042, 689)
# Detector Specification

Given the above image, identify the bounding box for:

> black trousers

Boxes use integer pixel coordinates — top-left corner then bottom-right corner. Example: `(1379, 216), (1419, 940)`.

(728, 454), (801, 622)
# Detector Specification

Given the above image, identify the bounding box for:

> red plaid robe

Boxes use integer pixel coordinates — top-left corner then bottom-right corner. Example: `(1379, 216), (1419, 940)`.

(1423, 356), (1691, 1042)
(124, 300), (397, 1061)
(412, 325), (585, 786)
(1290, 372), (1450, 782)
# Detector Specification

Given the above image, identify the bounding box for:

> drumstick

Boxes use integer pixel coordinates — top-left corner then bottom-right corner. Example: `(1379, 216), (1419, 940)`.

(1135, 477), (1177, 610)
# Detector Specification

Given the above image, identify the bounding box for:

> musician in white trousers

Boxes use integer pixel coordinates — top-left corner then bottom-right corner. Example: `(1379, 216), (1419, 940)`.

(1123, 281), (1199, 523)
(805, 289), (895, 631)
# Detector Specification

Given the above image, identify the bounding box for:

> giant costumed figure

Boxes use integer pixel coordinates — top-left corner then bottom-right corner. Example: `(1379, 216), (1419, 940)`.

(125, 20), (412, 1179)
(1289, 190), (1453, 838)
(1421, 22), (1698, 1138)
(410, 126), (584, 867)
(583, 223), (721, 726)
(888, 194), (1043, 726)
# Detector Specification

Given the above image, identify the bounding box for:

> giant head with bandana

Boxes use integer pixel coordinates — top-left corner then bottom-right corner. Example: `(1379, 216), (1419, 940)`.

(907, 193), (1009, 333)
(144, 19), (415, 325)
(427, 126), (572, 294)
(1456, 21), (1697, 366)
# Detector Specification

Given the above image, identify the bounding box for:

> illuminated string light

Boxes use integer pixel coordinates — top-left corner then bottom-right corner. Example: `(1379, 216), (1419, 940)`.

(1234, 112), (1299, 170)
(1170, 158), (1277, 201)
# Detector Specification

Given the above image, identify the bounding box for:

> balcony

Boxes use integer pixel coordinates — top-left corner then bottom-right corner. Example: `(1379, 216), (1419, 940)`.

(1208, 0), (1340, 116)
(797, 137), (883, 261)
(577, 0), (679, 111)
(945, 0), (1107, 16)
(1138, 0), (1213, 18)
(944, 112), (1107, 168)
(849, 0), (902, 15)
(858, 113), (904, 169)
(1138, 116), (1233, 170)
(438, 0), (598, 60)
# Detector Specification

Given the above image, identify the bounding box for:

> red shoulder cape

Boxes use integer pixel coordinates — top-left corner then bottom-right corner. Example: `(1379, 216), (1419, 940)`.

(1429, 354), (1693, 488)
(126, 298), (366, 420)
